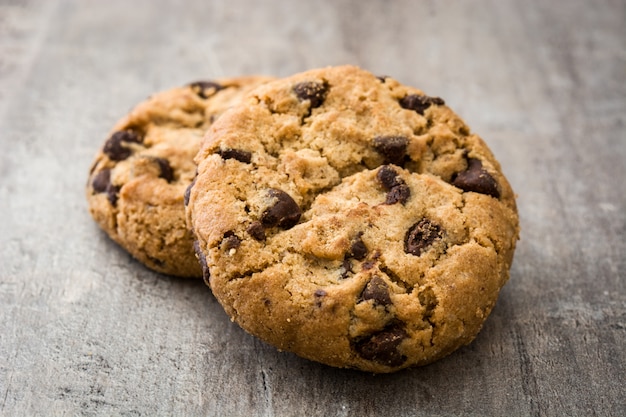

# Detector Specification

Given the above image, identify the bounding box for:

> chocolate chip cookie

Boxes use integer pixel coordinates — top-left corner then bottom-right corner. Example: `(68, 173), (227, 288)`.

(187, 65), (519, 372)
(86, 76), (273, 277)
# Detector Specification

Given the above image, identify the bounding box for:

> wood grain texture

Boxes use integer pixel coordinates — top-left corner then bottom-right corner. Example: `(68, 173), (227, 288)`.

(0, 0), (624, 415)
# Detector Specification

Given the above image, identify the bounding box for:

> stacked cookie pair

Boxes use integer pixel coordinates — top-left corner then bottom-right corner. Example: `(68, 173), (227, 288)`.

(87, 66), (519, 373)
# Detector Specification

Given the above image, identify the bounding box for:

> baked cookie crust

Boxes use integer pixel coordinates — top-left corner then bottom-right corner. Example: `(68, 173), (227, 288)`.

(187, 66), (519, 372)
(86, 76), (273, 277)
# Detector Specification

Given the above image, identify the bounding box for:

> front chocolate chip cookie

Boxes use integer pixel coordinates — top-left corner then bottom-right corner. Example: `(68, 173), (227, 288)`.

(187, 65), (519, 372)
(86, 76), (273, 277)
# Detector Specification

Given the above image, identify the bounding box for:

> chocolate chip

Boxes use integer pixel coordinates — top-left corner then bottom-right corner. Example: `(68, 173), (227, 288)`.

(385, 183), (410, 205)
(362, 260), (376, 270)
(261, 189), (301, 229)
(340, 259), (353, 279)
(217, 148), (252, 163)
(189, 81), (224, 99)
(106, 184), (121, 206)
(347, 232), (368, 260)
(314, 289), (327, 307)
(103, 130), (142, 161)
(92, 167), (119, 206)
(184, 176), (197, 207)
(293, 81), (328, 108)
(247, 221), (266, 241)
(399, 94), (445, 115)
(314, 289), (327, 297)
(221, 231), (241, 251)
(405, 219), (443, 256)
(193, 240), (210, 283)
(451, 158), (500, 198)
(372, 136), (409, 166)
(377, 165), (410, 204)
(92, 169), (111, 193)
(154, 158), (174, 182)
(354, 322), (408, 367)
(359, 276), (391, 306)
(376, 165), (399, 190)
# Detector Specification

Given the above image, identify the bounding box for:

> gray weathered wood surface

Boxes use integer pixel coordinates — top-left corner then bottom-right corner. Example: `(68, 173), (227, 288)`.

(1, 0), (624, 415)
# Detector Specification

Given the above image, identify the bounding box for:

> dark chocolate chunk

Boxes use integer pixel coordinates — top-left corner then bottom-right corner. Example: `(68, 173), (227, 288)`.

(376, 165), (399, 190)
(189, 81), (224, 99)
(217, 148), (252, 163)
(314, 289), (327, 307)
(221, 231), (241, 251)
(106, 184), (121, 206)
(347, 232), (368, 260)
(247, 221), (266, 241)
(154, 158), (174, 182)
(293, 81), (328, 108)
(92, 169), (111, 193)
(103, 130), (142, 161)
(405, 219), (443, 256)
(184, 176), (197, 207)
(340, 259), (353, 279)
(372, 136), (408, 166)
(362, 260), (376, 270)
(261, 189), (301, 229)
(193, 240), (210, 283)
(399, 94), (445, 115)
(385, 183), (410, 205)
(354, 322), (408, 367)
(359, 276), (391, 306)
(451, 158), (500, 198)
(377, 165), (410, 204)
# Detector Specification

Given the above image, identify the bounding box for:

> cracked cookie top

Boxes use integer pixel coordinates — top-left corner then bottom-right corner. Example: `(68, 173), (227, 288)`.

(86, 76), (273, 277)
(187, 65), (519, 372)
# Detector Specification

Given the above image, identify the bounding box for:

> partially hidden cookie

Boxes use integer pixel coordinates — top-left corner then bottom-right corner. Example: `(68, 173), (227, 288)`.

(187, 65), (520, 372)
(86, 76), (273, 277)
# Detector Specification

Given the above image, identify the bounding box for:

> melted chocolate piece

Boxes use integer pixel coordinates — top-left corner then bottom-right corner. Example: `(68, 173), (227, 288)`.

(347, 232), (368, 260)
(359, 276), (391, 306)
(385, 184), (410, 205)
(451, 158), (500, 198)
(247, 221), (266, 241)
(340, 259), (353, 279)
(377, 165), (410, 204)
(372, 136), (408, 166)
(376, 165), (399, 190)
(193, 240), (210, 283)
(184, 176), (197, 207)
(399, 94), (445, 115)
(293, 81), (328, 108)
(404, 219), (443, 256)
(189, 81), (224, 99)
(261, 189), (301, 229)
(217, 148), (252, 164)
(92, 169), (111, 193)
(314, 289), (327, 297)
(106, 184), (121, 206)
(354, 322), (408, 367)
(154, 158), (174, 182)
(221, 231), (241, 251)
(103, 130), (142, 161)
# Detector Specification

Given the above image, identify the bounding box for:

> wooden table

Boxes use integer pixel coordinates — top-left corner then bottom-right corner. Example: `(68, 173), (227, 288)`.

(1, 0), (624, 415)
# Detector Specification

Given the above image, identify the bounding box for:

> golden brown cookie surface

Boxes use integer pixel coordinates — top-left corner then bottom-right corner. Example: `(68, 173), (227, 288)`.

(86, 76), (273, 277)
(187, 66), (519, 371)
